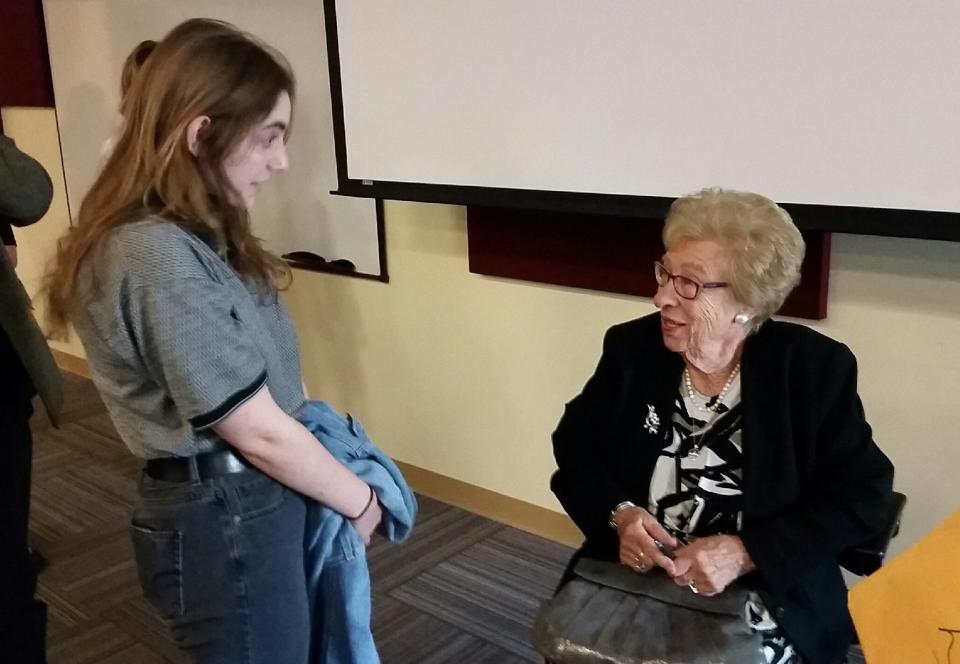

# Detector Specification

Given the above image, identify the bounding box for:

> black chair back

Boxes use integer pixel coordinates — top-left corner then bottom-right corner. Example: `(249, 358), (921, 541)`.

(839, 491), (907, 576)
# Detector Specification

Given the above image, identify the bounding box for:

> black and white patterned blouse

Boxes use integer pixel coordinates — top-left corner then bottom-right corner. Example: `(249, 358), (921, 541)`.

(646, 374), (798, 664)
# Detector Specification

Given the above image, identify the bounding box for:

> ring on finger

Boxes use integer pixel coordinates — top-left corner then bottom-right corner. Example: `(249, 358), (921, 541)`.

(688, 581), (700, 594)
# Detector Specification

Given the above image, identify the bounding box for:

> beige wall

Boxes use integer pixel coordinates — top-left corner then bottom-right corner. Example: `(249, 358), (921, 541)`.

(2, 107), (85, 359)
(9, 108), (958, 558)
(287, 200), (960, 558)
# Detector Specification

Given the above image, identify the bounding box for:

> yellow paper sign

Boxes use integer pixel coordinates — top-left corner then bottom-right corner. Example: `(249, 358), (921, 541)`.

(849, 509), (960, 664)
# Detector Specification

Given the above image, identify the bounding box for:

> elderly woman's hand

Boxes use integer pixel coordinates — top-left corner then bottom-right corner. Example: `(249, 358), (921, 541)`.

(614, 506), (679, 575)
(670, 535), (755, 596)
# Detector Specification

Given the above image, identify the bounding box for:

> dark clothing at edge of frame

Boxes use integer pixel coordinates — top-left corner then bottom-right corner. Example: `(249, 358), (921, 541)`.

(0, 132), (58, 664)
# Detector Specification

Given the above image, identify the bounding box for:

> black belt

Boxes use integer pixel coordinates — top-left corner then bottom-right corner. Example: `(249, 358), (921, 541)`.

(145, 448), (254, 482)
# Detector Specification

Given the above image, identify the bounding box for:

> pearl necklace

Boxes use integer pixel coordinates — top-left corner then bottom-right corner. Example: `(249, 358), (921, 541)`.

(682, 363), (740, 458)
(683, 362), (740, 414)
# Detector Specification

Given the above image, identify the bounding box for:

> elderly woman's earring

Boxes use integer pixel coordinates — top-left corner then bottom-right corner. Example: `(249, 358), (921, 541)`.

(734, 313), (750, 325)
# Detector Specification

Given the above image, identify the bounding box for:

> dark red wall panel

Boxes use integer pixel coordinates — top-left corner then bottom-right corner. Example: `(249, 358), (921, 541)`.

(0, 0), (55, 115)
(467, 206), (830, 320)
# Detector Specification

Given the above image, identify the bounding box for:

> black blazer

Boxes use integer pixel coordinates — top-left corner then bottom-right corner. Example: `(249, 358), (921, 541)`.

(551, 313), (894, 664)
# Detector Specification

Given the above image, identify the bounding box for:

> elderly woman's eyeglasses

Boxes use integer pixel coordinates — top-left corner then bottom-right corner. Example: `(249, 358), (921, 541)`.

(653, 262), (728, 300)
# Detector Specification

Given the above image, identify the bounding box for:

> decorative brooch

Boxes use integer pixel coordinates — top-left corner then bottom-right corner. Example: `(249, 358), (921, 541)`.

(643, 404), (660, 435)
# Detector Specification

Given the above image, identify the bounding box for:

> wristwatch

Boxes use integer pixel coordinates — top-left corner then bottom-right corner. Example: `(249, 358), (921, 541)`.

(608, 500), (637, 530)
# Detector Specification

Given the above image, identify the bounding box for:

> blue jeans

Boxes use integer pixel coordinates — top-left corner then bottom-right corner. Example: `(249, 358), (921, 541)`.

(131, 469), (310, 664)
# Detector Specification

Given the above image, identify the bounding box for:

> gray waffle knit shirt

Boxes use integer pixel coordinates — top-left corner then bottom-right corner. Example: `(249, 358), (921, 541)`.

(73, 218), (304, 458)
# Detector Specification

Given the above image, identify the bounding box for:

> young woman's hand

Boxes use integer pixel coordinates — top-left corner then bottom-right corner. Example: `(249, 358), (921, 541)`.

(350, 497), (383, 545)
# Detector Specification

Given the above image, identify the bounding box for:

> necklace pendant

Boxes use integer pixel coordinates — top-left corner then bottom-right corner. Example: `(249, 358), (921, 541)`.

(686, 445), (702, 459)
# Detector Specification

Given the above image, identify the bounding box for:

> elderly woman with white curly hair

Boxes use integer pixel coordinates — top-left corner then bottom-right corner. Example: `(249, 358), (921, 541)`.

(551, 188), (894, 664)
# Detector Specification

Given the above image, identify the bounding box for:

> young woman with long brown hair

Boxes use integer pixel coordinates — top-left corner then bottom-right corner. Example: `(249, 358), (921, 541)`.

(46, 19), (381, 662)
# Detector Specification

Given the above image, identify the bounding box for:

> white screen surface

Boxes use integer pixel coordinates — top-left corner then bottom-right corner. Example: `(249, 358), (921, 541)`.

(335, 1), (960, 214)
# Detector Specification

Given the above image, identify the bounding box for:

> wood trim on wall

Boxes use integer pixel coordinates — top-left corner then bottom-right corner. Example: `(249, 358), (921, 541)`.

(396, 461), (583, 548)
(51, 348), (90, 378)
